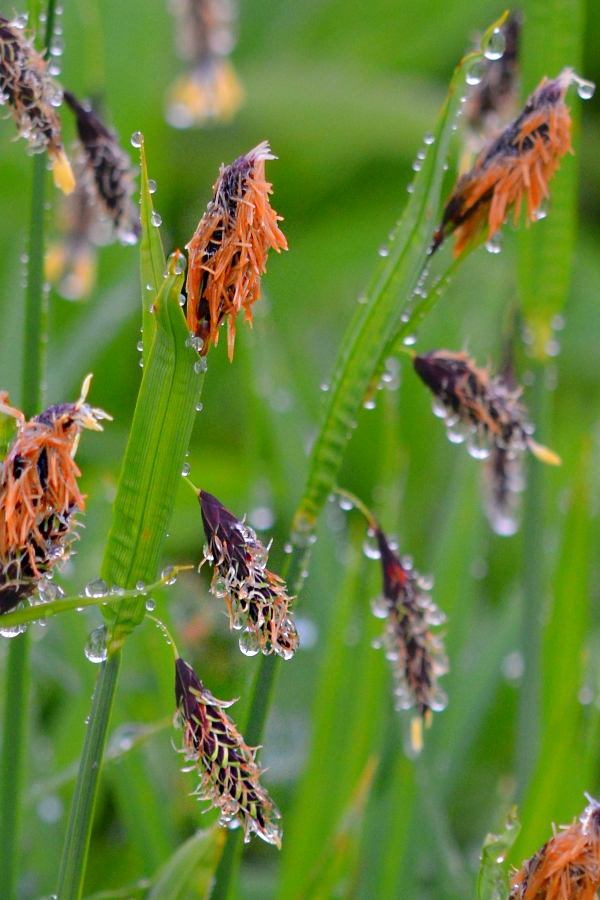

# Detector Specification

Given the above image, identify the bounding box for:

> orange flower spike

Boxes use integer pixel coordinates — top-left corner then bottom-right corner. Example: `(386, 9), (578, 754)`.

(432, 68), (585, 257)
(186, 141), (287, 361)
(510, 796), (600, 900)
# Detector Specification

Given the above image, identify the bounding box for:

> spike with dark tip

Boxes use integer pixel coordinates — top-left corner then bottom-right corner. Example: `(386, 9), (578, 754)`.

(198, 489), (298, 658)
(174, 657), (282, 846)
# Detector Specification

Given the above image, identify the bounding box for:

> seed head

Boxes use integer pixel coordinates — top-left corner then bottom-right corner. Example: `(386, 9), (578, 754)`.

(510, 795), (600, 900)
(166, 0), (243, 128)
(414, 350), (560, 534)
(433, 68), (579, 256)
(0, 16), (74, 193)
(372, 527), (448, 751)
(198, 490), (298, 659)
(186, 142), (287, 361)
(0, 375), (111, 613)
(174, 657), (282, 846)
(464, 14), (521, 144)
(63, 91), (140, 245)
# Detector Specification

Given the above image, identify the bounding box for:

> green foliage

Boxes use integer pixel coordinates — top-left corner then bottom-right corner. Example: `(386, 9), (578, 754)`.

(477, 808), (521, 900)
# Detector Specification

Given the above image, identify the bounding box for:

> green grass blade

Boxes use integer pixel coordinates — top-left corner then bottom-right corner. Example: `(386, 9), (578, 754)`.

(101, 256), (202, 647)
(477, 809), (521, 900)
(518, 0), (585, 359)
(139, 138), (163, 364)
(512, 447), (594, 861)
(146, 828), (225, 900)
(293, 14), (507, 536)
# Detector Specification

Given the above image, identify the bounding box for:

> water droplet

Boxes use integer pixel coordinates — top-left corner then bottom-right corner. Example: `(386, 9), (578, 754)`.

(85, 578), (109, 599)
(573, 75), (595, 100)
(364, 397), (376, 410)
(181, 462), (191, 476)
(362, 538), (381, 560)
(551, 314), (565, 331)
(416, 150), (426, 161)
(179, 294), (186, 306)
(194, 358), (208, 373)
(195, 402), (203, 411)
(139, 358), (144, 367)
(406, 183), (414, 194)
(431, 396), (447, 419)
(168, 251), (186, 274)
(417, 573), (435, 591)
(484, 28), (506, 61)
(239, 629), (261, 656)
(135, 581), (146, 593)
(145, 598), (156, 611)
(546, 339), (560, 357)
(131, 131), (143, 148)
(85, 626), (108, 663)
(161, 566), (177, 585)
(378, 245), (389, 257)
(423, 132), (435, 145)
(412, 160), (421, 171)
(151, 211), (162, 227)
(403, 334), (417, 346)
(137, 340), (144, 351)
(148, 179), (157, 193)
(338, 496), (353, 511)
(467, 428), (491, 460)
(466, 60), (484, 85)
(0, 619), (26, 638)
(370, 595), (390, 619)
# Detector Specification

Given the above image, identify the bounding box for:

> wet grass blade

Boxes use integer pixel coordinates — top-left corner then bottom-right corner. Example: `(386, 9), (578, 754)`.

(139, 139), (163, 363)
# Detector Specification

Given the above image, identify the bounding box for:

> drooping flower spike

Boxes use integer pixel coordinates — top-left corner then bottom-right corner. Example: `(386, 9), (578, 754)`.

(174, 656), (282, 846)
(197, 489), (298, 659)
(463, 13), (521, 148)
(166, 0), (243, 129)
(433, 68), (594, 256)
(186, 142), (287, 361)
(0, 374), (111, 614)
(414, 350), (560, 535)
(0, 15), (74, 193)
(510, 794), (600, 900)
(63, 91), (140, 246)
(336, 490), (448, 753)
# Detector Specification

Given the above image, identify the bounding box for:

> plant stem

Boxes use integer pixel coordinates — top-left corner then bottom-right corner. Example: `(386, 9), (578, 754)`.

(56, 654), (122, 900)
(0, 43), (52, 888)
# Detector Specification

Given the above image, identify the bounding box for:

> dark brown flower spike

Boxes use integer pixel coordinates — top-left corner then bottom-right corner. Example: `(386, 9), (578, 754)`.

(198, 490), (298, 658)
(166, 0), (243, 128)
(174, 656), (282, 846)
(0, 15), (74, 193)
(186, 142), (287, 361)
(433, 68), (585, 256)
(510, 795), (600, 900)
(0, 375), (111, 614)
(371, 526), (448, 752)
(63, 91), (140, 245)
(414, 350), (560, 535)
(464, 14), (521, 146)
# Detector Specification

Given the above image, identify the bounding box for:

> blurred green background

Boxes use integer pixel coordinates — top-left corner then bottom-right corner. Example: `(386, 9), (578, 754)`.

(0, 0), (599, 898)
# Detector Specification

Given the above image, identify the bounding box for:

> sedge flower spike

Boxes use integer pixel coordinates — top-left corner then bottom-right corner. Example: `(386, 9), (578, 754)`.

(414, 350), (560, 535)
(433, 68), (590, 256)
(198, 489), (299, 658)
(0, 15), (74, 193)
(166, 0), (243, 128)
(174, 657), (282, 846)
(510, 795), (600, 900)
(372, 526), (448, 752)
(186, 141), (287, 361)
(63, 91), (141, 246)
(0, 375), (111, 614)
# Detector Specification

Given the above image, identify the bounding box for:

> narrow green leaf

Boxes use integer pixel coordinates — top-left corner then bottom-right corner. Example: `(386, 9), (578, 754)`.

(139, 138), (163, 364)
(477, 808), (521, 900)
(146, 828), (225, 900)
(518, 0), (585, 358)
(101, 253), (202, 647)
(512, 445), (594, 860)
(293, 14), (508, 536)
(0, 409), (16, 463)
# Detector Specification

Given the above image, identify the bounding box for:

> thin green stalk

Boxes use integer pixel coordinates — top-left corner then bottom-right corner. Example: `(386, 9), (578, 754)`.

(516, 369), (549, 798)
(56, 654), (122, 898)
(0, 0), (56, 877)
